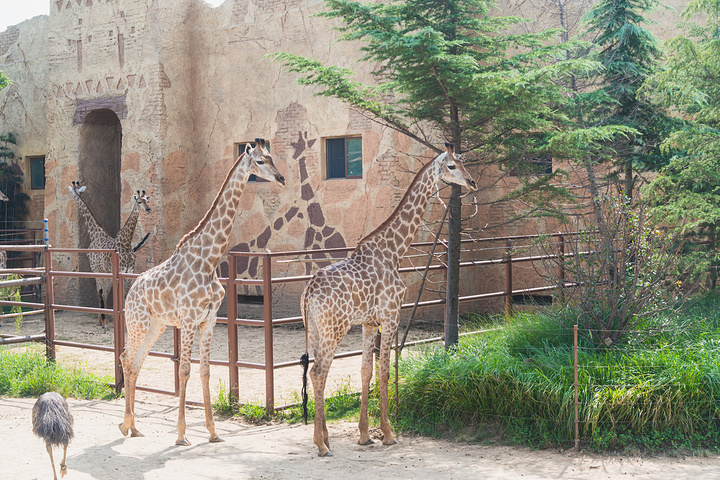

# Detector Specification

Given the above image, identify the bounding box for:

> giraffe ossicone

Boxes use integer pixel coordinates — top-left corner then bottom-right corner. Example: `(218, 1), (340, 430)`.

(301, 142), (477, 457)
(119, 138), (285, 446)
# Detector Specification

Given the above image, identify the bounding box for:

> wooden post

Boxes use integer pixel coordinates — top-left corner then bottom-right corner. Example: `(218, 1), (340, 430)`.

(574, 323), (580, 451)
(558, 234), (565, 303)
(504, 239), (513, 320)
(227, 255), (240, 408)
(263, 254), (275, 413)
(43, 246), (55, 361)
(112, 251), (124, 392)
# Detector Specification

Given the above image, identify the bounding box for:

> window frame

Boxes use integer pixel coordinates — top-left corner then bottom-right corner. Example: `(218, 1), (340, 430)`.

(324, 136), (363, 180)
(29, 156), (46, 190)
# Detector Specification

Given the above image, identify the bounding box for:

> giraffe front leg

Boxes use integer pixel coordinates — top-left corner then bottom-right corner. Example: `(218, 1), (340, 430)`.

(377, 322), (398, 446)
(176, 326), (196, 446)
(358, 324), (378, 446)
(198, 319), (223, 443)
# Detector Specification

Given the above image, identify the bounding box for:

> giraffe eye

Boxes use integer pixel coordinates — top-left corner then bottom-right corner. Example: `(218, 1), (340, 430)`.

(447, 164), (456, 170)
(256, 159), (265, 165)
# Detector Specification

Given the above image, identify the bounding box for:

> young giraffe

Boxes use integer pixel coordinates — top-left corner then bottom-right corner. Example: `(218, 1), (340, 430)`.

(301, 143), (477, 456)
(69, 183), (152, 328)
(119, 139), (285, 446)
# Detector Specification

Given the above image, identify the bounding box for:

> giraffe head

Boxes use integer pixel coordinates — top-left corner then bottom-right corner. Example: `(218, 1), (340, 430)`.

(68, 181), (87, 197)
(438, 142), (477, 192)
(0, 190), (8, 202)
(244, 138), (286, 187)
(133, 190), (152, 213)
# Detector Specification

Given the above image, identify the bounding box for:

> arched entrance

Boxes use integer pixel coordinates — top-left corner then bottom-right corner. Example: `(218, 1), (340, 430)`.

(77, 109), (122, 305)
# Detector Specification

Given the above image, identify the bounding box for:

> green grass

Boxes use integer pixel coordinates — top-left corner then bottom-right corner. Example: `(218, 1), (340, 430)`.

(397, 293), (720, 452)
(0, 345), (117, 399)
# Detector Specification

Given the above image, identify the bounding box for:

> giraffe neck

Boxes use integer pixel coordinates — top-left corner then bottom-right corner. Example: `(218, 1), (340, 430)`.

(115, 201), (141, 253)
(356, 159), (440, 267)
(72, 192), (113, 248)
(173, 154), (252, 271)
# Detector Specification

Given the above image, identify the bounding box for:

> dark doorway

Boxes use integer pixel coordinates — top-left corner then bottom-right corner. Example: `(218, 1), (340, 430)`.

(77, 109), (122, 306)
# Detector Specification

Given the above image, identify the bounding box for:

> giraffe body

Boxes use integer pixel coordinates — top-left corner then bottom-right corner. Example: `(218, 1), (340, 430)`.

(301, 144), (477, 456)
(119, 139), (285, 446)
(69, 184), (152, 328)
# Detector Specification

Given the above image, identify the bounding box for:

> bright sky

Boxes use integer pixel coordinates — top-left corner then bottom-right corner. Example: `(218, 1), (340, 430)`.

(1, 0), (226, 33)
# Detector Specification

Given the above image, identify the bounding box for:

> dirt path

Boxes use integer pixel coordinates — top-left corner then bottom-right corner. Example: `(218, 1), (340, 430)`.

(2, 395), (718, 480)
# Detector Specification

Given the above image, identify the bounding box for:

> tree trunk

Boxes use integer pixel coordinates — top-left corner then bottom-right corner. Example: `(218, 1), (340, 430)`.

(444, 184), (462, 349)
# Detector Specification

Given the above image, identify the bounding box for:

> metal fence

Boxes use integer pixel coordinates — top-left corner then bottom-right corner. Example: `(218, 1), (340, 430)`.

(0, 232), (573, 411)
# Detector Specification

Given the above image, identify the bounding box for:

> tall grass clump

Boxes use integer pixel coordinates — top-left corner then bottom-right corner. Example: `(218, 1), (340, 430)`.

(0, 346), (116, 399)
(398, 298), (720, 452)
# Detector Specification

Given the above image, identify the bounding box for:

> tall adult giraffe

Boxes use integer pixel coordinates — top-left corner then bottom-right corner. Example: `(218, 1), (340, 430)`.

(119, 139), (285, 446)
(68, 183), (152, 328)
(301, 143), (477, 456)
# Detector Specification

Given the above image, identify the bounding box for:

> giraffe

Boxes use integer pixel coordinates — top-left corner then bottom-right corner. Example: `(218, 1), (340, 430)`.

(119, 139), (285, 446)
(301, 143), (477, 456)
(68, 183), (152, 328)
(0, 189), (8, 269)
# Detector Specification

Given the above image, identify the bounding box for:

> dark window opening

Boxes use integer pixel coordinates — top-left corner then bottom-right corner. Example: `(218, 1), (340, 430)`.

(237, 294), (264, 305)
(510, 155), (553, 177)
(30, 156), (46, 189)
(326, 137), (362, 179)
(512, 294), (553, 306)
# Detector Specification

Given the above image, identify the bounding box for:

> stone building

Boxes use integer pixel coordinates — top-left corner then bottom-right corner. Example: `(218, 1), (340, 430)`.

(0, 0), (691, 315)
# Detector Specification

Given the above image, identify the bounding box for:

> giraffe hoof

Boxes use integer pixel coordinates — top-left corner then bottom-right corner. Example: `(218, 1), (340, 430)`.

(383, 438), (397, 446)
(176, 438), (191, 446)
(130, 430), (144, 438)
(209, 436), (224, 443)
(318, 450), (334, 457)
(118, 423), (129, 436)
(358, 438), (375, 446)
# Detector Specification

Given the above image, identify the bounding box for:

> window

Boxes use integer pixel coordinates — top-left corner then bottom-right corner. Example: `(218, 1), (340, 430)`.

(509, 155), (552, 177)
(235, 141), (270, 182)
(30, 156), (45, 189)
(326, 137), (362, 179)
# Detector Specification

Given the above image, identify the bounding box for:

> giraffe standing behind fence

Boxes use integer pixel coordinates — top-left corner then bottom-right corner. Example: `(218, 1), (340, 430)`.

(69, 183), (152, 328)
(301, 143), (477, 456)
(119, 139), (286, 446)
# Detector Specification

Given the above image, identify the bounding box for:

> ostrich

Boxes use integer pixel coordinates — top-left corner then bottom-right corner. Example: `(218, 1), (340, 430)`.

(32, 392), (74, 480)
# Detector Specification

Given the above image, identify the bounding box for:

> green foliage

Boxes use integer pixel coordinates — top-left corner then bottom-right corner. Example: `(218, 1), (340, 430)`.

(0, 274), (24, 331)
(0, 346), (117, 399)
(538, 194), (692, 346)
(640, 0), (720, 287)
(269, 0), (600, 173)
(397, 300), (720, 451)
(0, 71), (8, 92)
(282, 376), (365, 424)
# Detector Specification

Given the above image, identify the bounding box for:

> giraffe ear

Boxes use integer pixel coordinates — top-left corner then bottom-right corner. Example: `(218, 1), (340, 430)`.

(245, 143), (253, 155)
(78, 186), (86, 193)
(68, 185), (74, 193)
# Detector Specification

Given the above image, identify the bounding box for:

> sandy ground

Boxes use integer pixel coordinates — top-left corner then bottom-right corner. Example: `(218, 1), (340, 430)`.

(3, 395), (720, 480)
(5, 311), (720, 479)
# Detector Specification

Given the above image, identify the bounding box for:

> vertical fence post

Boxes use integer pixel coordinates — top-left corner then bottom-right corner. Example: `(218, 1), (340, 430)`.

(574, 323), (579, 451)
(112, 251), (124, 392)
(227, 255), (239, 408)
(505, 239), (513, 320)
(263, 253), (275, 413)
(558, 234), (565, 302)
(43, 246), (55, 361)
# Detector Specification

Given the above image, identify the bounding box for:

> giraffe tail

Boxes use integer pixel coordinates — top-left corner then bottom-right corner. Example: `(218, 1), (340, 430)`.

(300, 352), (309, 425)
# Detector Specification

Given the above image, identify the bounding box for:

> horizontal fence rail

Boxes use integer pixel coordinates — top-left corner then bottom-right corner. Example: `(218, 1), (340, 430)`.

(0, 232), (580, 411)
